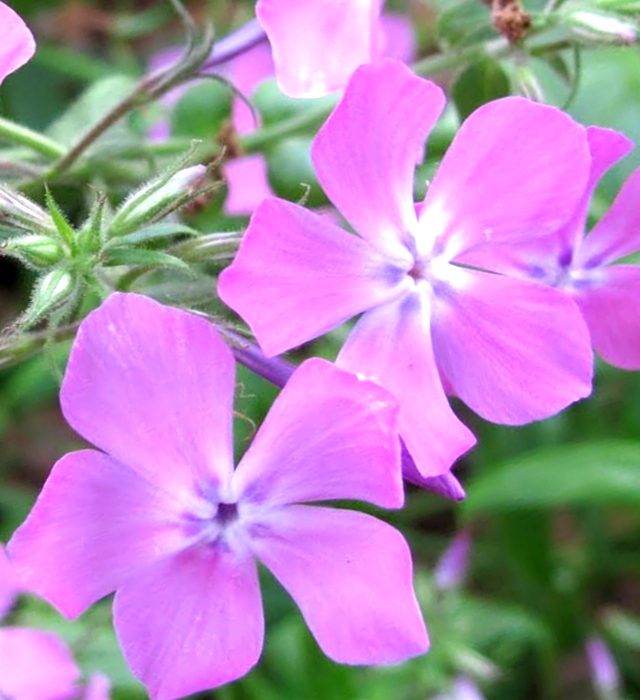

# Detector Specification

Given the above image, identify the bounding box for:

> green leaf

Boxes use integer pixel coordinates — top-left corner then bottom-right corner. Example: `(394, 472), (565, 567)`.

(437, 2), (495, 47)
(102, 247), (192, 273)
(463, 440), (640, 516)
(452, 57), (512, 121)
(106, 222), (198, 248)
(46, 75), (137, 152)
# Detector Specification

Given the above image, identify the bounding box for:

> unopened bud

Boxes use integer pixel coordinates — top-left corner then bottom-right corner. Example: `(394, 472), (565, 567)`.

(0, 187), (55, 234)
(586, 637), (620, 699)
(2, 234), (64, 268)
(26, 268), (77, 325)
(565, 9), (637, 44)
(110, 165), (208, 236)
(434, 531), (471, 591)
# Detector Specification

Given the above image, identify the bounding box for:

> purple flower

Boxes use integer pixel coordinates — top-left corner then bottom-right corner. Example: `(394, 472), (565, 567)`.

(461, 125), (640, 370)
(9, 293), (428, 700)
(434, 677), (487, 700)
(0, 2), (35, 86)
(218, 59), (594, 481)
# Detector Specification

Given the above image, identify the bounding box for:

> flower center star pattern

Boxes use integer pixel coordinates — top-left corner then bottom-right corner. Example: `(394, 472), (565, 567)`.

(218, 58), (595, 485)
(8, 292), (428, 700)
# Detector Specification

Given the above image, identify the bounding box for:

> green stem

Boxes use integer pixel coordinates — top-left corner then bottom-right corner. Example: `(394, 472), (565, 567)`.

(0, 117), (66, 160)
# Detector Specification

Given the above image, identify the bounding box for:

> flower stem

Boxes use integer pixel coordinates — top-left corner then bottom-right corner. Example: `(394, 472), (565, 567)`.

(0, 117), (66, 160)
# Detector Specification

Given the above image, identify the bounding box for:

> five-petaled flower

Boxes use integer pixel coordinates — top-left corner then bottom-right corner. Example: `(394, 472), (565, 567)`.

(218, 58), (596, 484)
(460, 125), (640, 370)
(8, 292), (428, 700)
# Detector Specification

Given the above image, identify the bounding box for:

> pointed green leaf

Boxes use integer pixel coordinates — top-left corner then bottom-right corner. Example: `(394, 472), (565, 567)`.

(106, 222), (198, 248)
(464, 440), (640, 517)
(45, 188), (75, 249)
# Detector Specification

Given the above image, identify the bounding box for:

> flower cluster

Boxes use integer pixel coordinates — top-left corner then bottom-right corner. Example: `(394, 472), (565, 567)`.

(2, 2), (640, 700)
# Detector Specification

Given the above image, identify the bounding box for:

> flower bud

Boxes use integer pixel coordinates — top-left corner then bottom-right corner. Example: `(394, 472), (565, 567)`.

(0, 186), (55, 235)
(25, 268), (78, 326)
(434, 531), (471, 591)
(586, 637), (620, 699)
(2, 234), (64, 268)
(564, 9), (637, 44)
(110, 165), (208, 236)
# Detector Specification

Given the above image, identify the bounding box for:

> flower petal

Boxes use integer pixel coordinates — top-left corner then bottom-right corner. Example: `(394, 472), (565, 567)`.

(256, 0), (384, 98)
(219, 197), (410, 356)
(577, 166), (640, 266)
(224, 155), (272, 215)
(0, 544), (18, 618)
(250, 505), (428, 664)
(418, 97), (590, 257)
(337, 290), (476, 478)
(573, 264), (640, 370)
(233, 358), (403, 508)
(381, 13), (416, 63)
(114, 546), (263, 700)
(8, 450), (186, 619)
(60, 293), (235, 493)
(312, 59), (445, 259)
(402, 445), (466, 501)
(459, 125), (633, 277)
(430, 268), (593, 424)
(0, 3), (35, 86)
(0, 628), (79, 700)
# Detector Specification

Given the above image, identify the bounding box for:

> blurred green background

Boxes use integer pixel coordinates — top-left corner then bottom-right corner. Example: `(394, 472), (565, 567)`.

(2, 1), (640, 699)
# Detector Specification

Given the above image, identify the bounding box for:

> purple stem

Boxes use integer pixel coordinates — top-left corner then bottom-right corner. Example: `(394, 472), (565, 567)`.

(201, 19), (269, 72)
(219, 327), (465, 502)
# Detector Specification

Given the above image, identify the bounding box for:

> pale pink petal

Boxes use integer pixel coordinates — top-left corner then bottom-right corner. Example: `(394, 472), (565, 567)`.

(256, 0), (384, 98)
(337, 290), (476, 478)
(0, 543), (18, 618)
(418, 97), (590, 257)
(8, 450), (186, 619)
(576, 167), (640, 267)
(573, 265), (640, 370)
(233, 358), (403, 508)
(0, 3), (35, 85)
(223, 155), (272, 215)
(83, 674), (111, 700)
(430, 268), (593, 424)
(250, 505), (428, 664)
(114, 546), (263, 700)
(60, 293), (235, 494)
(381, 13), (416, 63)
(312, 59), (446, 259)
(218, 197), (411, 356)
(0, 628), (79, 700)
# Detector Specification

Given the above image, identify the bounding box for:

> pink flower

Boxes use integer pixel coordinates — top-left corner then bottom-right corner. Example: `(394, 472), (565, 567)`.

(460, 126), (640, 370)
(0, 546), (110, 700)
(218, 59), (595, 482)
(256, 0), (385, 98)
(585, 636), (620, 697)
(0, 2), (35, 86)
(9, 293), (428, 700)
